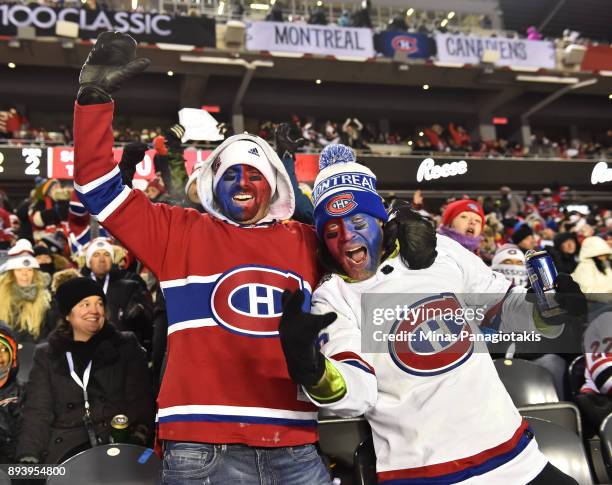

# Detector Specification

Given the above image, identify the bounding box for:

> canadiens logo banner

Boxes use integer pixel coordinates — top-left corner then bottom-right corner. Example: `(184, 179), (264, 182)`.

(374, 32), (434, 59)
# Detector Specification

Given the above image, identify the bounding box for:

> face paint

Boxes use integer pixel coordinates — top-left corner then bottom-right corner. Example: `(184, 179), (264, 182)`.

(215, 165), (272, 224)
(324, 213), (383, 281)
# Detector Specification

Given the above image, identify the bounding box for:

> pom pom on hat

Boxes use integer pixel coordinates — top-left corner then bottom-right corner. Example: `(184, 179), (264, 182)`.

(318, 144), (356, 171)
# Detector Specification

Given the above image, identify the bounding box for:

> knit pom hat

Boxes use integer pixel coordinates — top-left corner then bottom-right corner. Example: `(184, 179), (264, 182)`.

(312, 144), (387, 238)
(1, 239), (39, 272)
(85, 238), (114, 269)
(441, 199), (485, 227)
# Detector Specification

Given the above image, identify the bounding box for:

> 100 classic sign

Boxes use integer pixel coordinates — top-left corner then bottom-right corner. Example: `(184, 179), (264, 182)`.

(0, 3), (215, 46)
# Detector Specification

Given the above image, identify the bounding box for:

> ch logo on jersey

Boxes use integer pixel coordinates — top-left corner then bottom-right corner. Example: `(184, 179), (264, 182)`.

(388, 294), (473, 376)
(210, 265), (308, 337)
(326, 193), (357, 216)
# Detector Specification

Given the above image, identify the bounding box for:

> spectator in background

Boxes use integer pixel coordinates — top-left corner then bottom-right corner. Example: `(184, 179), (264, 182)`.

(547, 232), (579, 275)
(387, 13), (408, 31)
(81, 238), (153, 352)
(448, 122), (471, 151)
(438, 199), (485, 253)
(145, 177), (170, 204)
(527, 26), (543, 40)
(0, 325), (23, 463)
(308, 5), (327, 25)
(0, 206), (13, 250)
(337, 10), (352, 27)
(16, 277), (154, 464)
(572, 236), (612, 302)
(491, 244), (528, 287)
(342, 117), (363, 148)
(511, 223), (538, 253)
(424, 124), (447, 151)
(266, 2), (284, 22)
(0, 240), (54, 343)
(498, 186), (525, 220)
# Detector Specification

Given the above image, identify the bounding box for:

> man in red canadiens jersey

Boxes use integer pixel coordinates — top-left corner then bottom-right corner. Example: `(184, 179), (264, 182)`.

(72, 32), (332, 484)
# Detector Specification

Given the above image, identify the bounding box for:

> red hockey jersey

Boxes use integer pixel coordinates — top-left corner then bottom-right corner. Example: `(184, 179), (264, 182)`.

(73, 102), (321, 447)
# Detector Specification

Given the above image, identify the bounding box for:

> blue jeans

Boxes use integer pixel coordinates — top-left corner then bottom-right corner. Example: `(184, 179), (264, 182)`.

(161, 441), (332, 485)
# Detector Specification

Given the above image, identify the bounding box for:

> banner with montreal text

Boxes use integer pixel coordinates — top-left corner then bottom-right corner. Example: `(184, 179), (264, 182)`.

(245, 20), (375, 58)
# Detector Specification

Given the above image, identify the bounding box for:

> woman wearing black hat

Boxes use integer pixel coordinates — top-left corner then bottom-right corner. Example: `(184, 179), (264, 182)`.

(15, 277), (155, 465)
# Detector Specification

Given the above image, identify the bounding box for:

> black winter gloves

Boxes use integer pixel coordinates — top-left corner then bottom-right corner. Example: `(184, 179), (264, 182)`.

(278, 290), (336, 387)
(78, 31), (150, 105)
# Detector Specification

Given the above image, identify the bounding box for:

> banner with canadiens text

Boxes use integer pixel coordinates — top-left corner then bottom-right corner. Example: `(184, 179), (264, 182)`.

(435, 33), (556, 69)
(245, 20), (374, 58)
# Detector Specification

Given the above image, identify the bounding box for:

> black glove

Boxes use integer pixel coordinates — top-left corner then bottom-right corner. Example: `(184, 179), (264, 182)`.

(554, 273), (587, 318)
(274, 123), (305, 160)
(119, 141), (148, 187)
(278, 289), (337, 387)
(78, 31), (151, 105)
(383, 200), (437, 269)
(164, 124), (185, 152)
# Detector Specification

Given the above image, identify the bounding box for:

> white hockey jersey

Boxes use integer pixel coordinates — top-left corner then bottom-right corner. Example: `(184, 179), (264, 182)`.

(310, 235), (548, 484)
(581, 307), (612, 395)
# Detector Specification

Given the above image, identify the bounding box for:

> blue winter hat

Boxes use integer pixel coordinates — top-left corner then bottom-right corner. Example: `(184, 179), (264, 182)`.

(312, 144), (388, 238)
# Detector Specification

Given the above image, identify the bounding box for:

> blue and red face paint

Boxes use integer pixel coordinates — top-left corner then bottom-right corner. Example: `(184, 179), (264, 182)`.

(323, 212), (383, 281)
(215, 164), (272, 223)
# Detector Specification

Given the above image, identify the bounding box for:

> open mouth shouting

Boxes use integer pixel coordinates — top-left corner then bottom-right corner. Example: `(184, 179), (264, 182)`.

(346, 245), (368, 265)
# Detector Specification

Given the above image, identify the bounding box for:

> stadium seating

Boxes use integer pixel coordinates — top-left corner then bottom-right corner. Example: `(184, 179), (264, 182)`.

(318, 416), (375, 484)
(494, 358), (560, 406)
(568, 355), (586, 397)
(526, 416), (594, 485)
(519, 402), (583, 436)
(47, 444), (160, 484)
(601, 413), (612, 481)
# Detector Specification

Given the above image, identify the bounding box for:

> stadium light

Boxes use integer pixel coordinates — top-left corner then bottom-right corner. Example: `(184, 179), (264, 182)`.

(422, 84), (429, 90)
(250, 3), (269, 9)
(408, 140), (413, 146)
(609, 94), (612, 99)
(218, 1), (225, 14)
(440, 19), (448, 28)
(131, 0), (137, 9)
(316, 79), (322, 85)
(167, 71), (174, 76)
(406, 8), (414, 16)
(447, 11), (455, 19)
(8, 62), (16, 69)
(418, 131), (424, 137)
(316, 0), (323, 5)
(516, 75), (579, 84)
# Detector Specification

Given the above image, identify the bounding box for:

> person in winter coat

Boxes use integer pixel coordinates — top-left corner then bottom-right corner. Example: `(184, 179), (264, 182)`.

(0, 325), (24, 463)
(437, 199), (485, 253)
(547, 232), (579, 275)
(80, 238), (154, 351)
(0, 239), (54, 343)
(15, 277), (155, 465)
(571, 236), (612, 302)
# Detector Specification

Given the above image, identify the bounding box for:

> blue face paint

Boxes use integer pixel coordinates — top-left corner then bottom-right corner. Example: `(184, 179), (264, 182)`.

(215, 164), (272, 223)
(323, 212), (383, 281)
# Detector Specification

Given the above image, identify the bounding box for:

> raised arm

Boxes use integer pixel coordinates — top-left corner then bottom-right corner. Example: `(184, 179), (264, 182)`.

(73, 32), (185, 275)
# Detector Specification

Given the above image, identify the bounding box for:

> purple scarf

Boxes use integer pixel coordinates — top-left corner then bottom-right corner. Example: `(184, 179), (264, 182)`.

(438, 225), (482, 253)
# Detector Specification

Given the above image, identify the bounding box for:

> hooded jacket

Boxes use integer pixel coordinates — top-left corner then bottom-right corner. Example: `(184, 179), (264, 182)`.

(546, 232), (579, 275)
(571, 236), (612, 302)
(73, 102), (321, 450)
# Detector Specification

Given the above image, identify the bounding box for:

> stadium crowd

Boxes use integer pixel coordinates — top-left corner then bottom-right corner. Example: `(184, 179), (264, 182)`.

(0, 116), (610, 472)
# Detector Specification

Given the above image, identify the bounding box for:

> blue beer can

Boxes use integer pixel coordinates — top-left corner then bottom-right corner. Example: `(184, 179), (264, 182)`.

(525, 250), (563, 318)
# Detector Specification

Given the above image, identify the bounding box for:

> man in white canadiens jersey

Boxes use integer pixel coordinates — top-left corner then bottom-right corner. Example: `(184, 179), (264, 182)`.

(278, 144), (583, 484)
